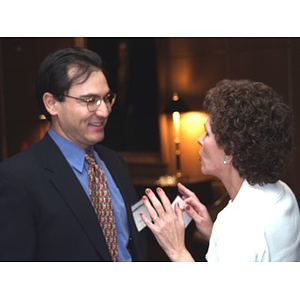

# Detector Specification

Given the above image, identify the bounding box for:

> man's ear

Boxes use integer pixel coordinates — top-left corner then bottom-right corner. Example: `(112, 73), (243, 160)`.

(42, 92), (59, 117)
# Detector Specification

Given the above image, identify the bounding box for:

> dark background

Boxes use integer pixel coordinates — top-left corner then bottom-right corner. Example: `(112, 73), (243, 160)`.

(1, 37), (300, 203)
(88, 38), (160, 152)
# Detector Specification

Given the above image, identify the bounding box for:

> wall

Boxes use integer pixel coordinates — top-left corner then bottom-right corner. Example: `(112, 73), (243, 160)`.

(0, 38), (83, 160)
(156, 38), (300, 202)
(1, 37), (300, 201)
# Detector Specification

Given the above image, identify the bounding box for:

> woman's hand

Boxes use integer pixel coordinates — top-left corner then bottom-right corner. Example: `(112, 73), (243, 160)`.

(140, 187), (194, 262)
(178, 183), (213, 241)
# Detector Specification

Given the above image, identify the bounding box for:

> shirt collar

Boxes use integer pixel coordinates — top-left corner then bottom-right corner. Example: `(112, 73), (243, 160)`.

(48, 128), (89, 173)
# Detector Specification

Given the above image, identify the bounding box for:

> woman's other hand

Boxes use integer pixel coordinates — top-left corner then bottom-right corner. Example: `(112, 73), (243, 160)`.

(140, 187), (194, 262)
(178, 182), (213, 241)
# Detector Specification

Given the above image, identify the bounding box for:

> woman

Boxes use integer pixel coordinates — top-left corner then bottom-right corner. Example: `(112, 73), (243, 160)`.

(141, 79), (300, 262)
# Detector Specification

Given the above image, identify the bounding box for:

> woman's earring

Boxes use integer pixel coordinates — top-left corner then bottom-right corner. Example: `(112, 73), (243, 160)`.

(223, 160), (227, 165)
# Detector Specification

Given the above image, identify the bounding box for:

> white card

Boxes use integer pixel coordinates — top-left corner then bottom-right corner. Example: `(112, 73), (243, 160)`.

(131, 195), (192, 232)
(171, 195), (193, 228)
(131, 198), (151, 232)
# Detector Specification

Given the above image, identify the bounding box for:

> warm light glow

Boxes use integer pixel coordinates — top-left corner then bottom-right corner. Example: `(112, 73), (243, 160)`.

(159, 110), (209, 180)
(180, 111), (209, 179)
(172, 111), (180, 141)
(181, 112), (208, 139)
(172, 92), (179, 101)
(38, 114), (49, 140)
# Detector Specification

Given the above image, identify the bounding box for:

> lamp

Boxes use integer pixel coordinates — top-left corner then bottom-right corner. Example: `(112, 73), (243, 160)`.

(38, 114), (49, 140)
(164, 92), (189, 179)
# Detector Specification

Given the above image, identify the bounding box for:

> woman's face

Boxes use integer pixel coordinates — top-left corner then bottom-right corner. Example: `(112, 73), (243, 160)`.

(198, 117), (227, 178)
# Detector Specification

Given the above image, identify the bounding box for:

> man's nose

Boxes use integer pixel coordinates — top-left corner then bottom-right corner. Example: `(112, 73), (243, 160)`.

(94, 101), (110, 117)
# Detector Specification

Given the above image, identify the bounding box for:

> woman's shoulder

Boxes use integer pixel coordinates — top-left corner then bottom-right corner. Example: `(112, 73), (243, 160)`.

(234, 180), (299, 220)
(241, 180), (295, 204)
(251, 181), (299, 224)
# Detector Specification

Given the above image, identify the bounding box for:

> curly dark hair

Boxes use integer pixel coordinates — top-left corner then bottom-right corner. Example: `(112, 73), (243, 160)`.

(203, 79), (293, 185)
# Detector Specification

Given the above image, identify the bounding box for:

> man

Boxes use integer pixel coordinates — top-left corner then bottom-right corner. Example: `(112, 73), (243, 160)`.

(0, 47), (147, 261)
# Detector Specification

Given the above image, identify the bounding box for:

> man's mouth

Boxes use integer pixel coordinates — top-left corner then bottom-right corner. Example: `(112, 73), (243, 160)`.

(89, 120), (105, 127)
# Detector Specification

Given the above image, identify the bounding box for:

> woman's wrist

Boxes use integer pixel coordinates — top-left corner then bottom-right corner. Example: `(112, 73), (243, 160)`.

(168, 247), (195, 262)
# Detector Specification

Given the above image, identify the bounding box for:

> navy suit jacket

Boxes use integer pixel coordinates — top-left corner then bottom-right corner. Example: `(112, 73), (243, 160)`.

(0, 133), (147, 261)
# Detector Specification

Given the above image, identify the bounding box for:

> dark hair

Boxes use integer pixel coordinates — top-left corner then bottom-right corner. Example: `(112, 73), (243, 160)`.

(35, 47), (103, 121)
(203, 79), (293, 185)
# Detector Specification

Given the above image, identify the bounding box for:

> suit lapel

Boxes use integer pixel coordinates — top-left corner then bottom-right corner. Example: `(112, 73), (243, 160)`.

(39, 134), (112, 261)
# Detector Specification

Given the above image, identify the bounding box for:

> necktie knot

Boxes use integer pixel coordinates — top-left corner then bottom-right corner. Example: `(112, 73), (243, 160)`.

(85, 151), (96, 165)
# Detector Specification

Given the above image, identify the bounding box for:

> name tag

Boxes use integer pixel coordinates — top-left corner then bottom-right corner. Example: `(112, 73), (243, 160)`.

(131, 195), (192, 232)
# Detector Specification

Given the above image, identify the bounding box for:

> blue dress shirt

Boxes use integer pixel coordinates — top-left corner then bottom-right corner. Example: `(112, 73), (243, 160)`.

(48, 128), (132, 261)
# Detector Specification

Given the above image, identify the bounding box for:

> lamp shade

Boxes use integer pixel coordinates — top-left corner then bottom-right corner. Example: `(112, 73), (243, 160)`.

(164, 93), (189, 114)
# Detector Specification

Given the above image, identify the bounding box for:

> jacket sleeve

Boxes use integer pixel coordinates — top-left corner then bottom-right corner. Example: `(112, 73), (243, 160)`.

(0, 166), (36, 261)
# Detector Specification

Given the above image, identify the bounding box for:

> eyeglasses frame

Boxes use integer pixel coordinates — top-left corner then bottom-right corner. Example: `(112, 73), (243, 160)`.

(62, 92), (116, 112)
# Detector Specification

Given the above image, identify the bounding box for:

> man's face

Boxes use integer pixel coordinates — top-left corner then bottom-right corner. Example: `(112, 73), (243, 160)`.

(51, 69), (111, 149)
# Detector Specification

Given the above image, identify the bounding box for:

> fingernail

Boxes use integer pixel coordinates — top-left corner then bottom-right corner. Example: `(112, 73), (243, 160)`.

(142, 195), (147, 201)
(146, 188), (151, 194)
(157, 187), (162, 192)
(185, 205), (190, 211)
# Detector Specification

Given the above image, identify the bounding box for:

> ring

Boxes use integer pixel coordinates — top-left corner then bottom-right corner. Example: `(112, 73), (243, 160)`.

(152, 215), (158, 221)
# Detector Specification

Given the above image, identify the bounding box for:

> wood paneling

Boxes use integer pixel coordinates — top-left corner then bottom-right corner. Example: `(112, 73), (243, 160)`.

(157, 37), (300, 202)
(0, 38), (77, 159)
(1, 37), (300, 202)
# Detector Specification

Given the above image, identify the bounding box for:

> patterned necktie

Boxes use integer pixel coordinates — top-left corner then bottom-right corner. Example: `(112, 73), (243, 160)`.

(85, 151), (119, 262)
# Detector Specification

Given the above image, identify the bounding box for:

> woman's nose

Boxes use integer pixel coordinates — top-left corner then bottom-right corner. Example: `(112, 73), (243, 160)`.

(198, 133), (205, 146)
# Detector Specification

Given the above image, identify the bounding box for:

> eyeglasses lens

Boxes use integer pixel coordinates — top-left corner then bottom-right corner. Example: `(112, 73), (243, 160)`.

(87, 94), (115, 112)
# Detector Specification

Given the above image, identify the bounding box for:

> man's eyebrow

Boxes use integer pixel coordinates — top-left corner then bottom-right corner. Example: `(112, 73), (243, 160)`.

(79, 93), (100, 98)
(79, 91), (110, 98)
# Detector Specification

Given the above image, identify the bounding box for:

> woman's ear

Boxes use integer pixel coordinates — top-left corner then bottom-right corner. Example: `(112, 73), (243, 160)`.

(42, 92), (58, 117)
(223, 155), (233, 165)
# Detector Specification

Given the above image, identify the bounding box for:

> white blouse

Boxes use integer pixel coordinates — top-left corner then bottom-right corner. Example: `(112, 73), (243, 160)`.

(206, 180), (300, 262)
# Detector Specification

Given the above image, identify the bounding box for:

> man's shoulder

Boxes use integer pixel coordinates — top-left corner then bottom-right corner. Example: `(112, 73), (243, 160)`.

(0, 135), (56, 172)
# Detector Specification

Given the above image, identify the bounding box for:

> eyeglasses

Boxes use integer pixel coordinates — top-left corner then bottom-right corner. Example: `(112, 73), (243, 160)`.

(62, 92), (116, 112)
